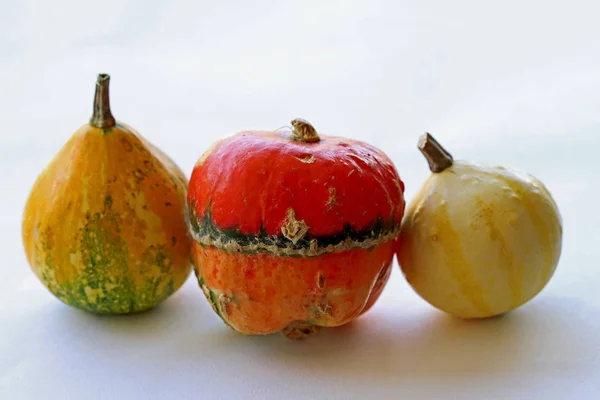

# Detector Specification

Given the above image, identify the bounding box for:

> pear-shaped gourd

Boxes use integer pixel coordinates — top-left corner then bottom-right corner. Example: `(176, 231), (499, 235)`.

(22, 73), (192, 314)
(397, 133), (562, 318)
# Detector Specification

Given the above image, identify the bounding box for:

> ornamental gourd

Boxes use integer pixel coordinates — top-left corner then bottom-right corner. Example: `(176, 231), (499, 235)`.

(187, 119), (406, 339)
(21, 74), (192, 314)
(397, 133), (562, 318)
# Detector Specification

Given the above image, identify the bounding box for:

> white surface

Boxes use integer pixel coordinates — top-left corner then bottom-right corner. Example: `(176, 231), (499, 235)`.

(1, 1), (600, 399)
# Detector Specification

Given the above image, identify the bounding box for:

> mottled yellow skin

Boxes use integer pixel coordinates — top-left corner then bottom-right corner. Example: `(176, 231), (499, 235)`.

(398, 161), (562, 318)
(22, 122), (192, 314)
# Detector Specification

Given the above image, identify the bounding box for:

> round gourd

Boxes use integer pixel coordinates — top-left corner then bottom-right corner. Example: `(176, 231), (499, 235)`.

(397, 133), (563, 318)
(187, 119), (406, 339)
(21, 74), (192, 314)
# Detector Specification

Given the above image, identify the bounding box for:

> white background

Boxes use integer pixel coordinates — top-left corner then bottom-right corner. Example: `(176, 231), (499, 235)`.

(1, 0), (600, 398)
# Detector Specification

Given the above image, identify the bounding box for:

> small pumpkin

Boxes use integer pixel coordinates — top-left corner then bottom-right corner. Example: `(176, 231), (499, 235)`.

(187, 119), (406, 339)
(397, 133), (563, 318)
(21, 73), (192, 314)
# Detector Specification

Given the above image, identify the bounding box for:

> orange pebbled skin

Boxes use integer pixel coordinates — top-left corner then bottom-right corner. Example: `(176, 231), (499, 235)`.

(187, 122), (405, 338)
(191, 241), (395, 335)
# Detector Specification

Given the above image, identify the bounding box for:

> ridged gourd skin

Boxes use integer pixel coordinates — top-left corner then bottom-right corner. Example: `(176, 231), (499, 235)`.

(187, 119), (406, 339)
(21, 74), (192, 314)
(397, 133), (563, 319)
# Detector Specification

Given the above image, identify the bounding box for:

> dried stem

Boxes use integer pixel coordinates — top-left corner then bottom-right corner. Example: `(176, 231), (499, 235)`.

(418, 132), (453, 173)
(89, 73), (116, 129)
(281, 321), (321, 339)
(290, 118), (320, 143)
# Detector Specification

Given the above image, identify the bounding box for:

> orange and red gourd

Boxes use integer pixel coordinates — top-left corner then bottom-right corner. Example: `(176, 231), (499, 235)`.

(187, 119), (406, 338)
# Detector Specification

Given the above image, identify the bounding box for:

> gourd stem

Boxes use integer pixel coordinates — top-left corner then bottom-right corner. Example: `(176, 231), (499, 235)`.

(281, 321), (321, 339)
(418, 132), (453, 173)
(90, 73), (116, 129)
(290, 118), (320, 143)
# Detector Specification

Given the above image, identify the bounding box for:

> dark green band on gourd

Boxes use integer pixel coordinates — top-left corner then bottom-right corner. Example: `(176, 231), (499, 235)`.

(185, 200), (400, 256)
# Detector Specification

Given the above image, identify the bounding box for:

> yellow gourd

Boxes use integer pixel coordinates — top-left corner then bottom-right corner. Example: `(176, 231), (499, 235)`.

(21, 74), (192, 314)
(397, 133), (563, 318)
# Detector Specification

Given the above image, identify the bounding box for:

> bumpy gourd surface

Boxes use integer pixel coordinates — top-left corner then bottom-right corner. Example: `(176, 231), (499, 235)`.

(398, 161), (562, 318)
(191, 241), (394, 334)
(22, 123), (191, 313)
(187, 129), (406, 335)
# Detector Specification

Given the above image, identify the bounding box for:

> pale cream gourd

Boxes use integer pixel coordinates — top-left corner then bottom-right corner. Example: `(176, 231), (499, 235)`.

(397, 133), (563, 318)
